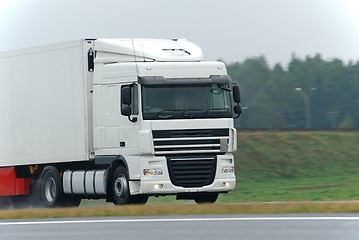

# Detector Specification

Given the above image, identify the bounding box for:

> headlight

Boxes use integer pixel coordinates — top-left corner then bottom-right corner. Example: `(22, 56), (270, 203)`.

(222, 166), (234, 174)
(143, 168), (163, 176)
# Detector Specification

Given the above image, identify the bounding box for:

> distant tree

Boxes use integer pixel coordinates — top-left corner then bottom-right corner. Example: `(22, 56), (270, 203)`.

(227, 56), (271, 128)
(227, 55), (359, 128)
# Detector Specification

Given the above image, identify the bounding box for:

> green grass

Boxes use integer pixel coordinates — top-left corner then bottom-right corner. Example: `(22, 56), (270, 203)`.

(230, 131), (359, 202)
(236, 132), (359, 180)
(221, 174), (359, 203)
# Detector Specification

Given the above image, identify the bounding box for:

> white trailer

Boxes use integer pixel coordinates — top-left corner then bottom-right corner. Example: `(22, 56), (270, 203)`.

(0, 38), (241, 208)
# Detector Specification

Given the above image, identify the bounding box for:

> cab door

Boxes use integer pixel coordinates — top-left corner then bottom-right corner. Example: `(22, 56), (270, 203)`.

(119, 84), (141, 178)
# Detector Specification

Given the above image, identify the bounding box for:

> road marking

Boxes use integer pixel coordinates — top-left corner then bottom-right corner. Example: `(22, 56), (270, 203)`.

(1, 217), (359, 226)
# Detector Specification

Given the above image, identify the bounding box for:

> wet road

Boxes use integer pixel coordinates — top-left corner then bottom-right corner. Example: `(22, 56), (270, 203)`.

(1, 213), (359, 240)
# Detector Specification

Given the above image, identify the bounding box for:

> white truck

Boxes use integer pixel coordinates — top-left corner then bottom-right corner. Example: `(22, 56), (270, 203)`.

(0, 38), (241, 208)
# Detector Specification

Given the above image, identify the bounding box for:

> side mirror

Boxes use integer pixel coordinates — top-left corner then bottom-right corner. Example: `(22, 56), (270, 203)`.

(121, 105), (137, 122)
(121, 105), (131, 116)
(121, 85), (137, 123)
(233, 85), (241, 103)
(234, 104), (242, 115)
(121, 86), (132, 105)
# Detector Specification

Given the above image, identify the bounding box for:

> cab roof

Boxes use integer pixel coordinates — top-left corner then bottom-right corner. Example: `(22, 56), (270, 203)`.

(94, 38), (204, 62)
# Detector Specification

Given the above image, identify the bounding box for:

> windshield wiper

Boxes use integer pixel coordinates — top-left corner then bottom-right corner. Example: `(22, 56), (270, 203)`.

(180, 109), (204, 118)
(202, 109), (230, 117)
(157, 110), (185, 119)
(158, 115), (173, 119)
(157, 109), (202, 119)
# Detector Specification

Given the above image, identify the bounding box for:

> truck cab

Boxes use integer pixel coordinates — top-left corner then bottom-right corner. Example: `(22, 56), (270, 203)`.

(91, 38), (241, 203)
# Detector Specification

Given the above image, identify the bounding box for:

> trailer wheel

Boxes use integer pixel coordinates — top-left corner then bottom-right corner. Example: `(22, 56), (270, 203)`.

(40, 167), (62, 208)
(193, 193), (219, 204)
(112, 166), (131, 205)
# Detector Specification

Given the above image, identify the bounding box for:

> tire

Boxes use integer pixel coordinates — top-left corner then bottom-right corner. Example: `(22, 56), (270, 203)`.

(112, 166), (131, 205)
(194, 193), (219, 204)
(29, 178), (42, 208)
(0, 197), (11, 210)
(39, 167), (62, 208)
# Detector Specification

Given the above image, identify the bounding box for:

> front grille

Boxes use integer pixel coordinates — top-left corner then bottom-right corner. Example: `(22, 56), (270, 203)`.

(166, 156), (217, 188)
(153, 129), (229, 155)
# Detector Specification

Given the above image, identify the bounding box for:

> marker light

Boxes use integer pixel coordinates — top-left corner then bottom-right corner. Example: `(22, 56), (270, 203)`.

(222, 166), (234, 174)
(144, 169), (163, 176)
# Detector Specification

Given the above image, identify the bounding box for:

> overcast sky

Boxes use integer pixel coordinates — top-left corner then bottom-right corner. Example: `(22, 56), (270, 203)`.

(1, 0), (358, 66)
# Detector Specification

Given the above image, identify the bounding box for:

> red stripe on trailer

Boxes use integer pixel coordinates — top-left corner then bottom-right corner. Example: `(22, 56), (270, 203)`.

(0, 167), (31, 196)
(0, 167), (16, 196)
(15, 178), (32, 195)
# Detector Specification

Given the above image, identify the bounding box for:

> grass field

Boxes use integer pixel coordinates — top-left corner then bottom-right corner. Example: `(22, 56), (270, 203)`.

(230, 131), (359, 202)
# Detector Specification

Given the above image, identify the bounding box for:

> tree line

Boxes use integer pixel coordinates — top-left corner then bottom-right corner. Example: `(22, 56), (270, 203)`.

(226, 54), (359, 128)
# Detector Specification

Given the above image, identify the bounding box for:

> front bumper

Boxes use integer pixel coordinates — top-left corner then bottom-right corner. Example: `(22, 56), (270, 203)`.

(130, 153), (236, 195)
(140, 177), (236, 195)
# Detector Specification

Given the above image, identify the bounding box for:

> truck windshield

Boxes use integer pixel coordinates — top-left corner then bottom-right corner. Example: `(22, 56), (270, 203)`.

(142, 84), (233, 120)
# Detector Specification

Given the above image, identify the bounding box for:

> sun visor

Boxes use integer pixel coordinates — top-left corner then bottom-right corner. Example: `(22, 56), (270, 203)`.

(138, 75), (232, 85)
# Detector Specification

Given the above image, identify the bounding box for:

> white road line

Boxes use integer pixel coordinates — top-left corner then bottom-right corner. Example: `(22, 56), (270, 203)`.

(1, 217), (359, 226)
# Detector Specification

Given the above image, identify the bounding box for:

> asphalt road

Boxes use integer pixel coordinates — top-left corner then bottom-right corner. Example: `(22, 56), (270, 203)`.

(1, 213), (359, 240)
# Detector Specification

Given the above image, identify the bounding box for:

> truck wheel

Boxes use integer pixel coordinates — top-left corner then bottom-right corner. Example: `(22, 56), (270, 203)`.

(112, 166), (131, 205)
(29, 178), (43, 208)
(194, 193), (219, 204)
(0, 197), (11, 209)
(40, 167), (62, 208)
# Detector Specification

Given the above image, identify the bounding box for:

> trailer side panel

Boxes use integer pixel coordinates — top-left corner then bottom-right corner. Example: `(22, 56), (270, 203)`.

(0, 40), (89, 167)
